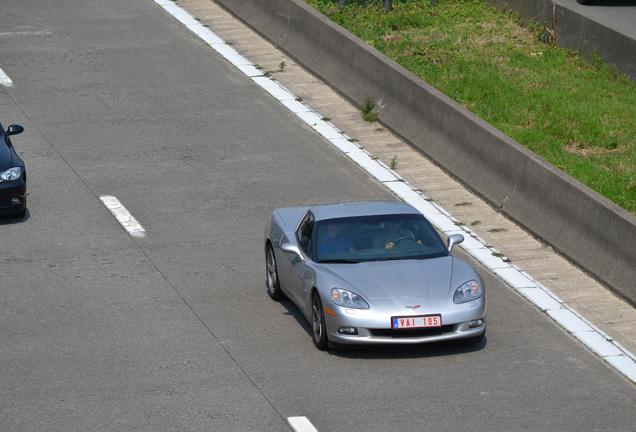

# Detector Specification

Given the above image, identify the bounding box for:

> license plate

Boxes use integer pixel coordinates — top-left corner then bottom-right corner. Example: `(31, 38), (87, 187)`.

(392, 315), (442, 329)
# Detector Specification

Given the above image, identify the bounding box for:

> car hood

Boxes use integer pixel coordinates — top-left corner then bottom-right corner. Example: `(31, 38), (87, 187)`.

(319, 256), (453, 301)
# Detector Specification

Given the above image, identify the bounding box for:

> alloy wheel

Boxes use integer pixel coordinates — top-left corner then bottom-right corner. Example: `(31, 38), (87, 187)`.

(266, 248), (277, 295)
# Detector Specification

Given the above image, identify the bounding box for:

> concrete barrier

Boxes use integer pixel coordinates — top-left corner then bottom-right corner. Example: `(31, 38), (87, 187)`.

(489, 0), (636, 81)
(214, 0), (636, 303)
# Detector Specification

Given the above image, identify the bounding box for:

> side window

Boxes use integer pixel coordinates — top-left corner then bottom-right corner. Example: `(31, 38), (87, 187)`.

(297, 212), (315, 258)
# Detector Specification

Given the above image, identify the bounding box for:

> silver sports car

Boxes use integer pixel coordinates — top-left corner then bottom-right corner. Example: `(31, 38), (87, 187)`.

(264, 201), (486, 350)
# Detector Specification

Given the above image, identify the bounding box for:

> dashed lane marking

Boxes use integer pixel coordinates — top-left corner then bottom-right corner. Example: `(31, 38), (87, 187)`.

(287, 417), (319, 432)
(100, 195), (146, 238)
(0, 67), (14, 87)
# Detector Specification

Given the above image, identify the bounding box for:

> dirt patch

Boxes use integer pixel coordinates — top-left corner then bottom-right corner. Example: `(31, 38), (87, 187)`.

(383, 33), (401, 42)
(565, 143), (625, 158)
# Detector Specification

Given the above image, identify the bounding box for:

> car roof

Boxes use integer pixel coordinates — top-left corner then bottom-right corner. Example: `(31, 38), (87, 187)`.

(310, 201), (419, 221)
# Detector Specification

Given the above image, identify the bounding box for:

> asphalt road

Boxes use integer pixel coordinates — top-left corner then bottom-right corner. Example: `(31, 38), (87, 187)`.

(560, 0), (636, 39)
(1, 0), (634, 431)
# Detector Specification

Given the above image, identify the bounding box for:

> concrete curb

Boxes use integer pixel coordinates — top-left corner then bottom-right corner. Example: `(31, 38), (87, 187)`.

(213, 0), (636, 303)
(489, 0), (636, 81)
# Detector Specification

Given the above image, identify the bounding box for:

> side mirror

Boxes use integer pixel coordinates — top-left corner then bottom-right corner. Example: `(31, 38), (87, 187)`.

(6, 124), (24, 136)
(447, 234), (464, 252)
(281, 242), (304, 261)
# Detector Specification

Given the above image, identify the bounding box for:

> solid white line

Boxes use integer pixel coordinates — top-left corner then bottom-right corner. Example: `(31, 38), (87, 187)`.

(518, 288), (562, 311)
(252, 76), (297, 101)
(0, 30), (52, 37)
(152, 0), (636, 384)
(546, 309), (593, 333)
(605, 355), (636, 382)
(287, 417), (318, 432)
(0, 67), (14, 87)
(100, 195), (146, 238)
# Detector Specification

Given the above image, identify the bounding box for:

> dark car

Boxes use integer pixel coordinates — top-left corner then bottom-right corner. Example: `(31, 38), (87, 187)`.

(0, 122), (27, 218)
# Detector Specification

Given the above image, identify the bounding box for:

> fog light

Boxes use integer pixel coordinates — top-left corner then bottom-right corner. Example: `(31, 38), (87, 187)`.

(10, 197), (21, 205)
(469, 319), (484, 328)
(338, 326), (358, 335)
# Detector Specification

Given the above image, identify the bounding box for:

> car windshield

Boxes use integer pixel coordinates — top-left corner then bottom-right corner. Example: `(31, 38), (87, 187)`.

(315, 214), (448, 263)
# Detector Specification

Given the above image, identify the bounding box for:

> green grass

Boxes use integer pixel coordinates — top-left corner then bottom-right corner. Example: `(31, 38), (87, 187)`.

(306, 0), (636, 213)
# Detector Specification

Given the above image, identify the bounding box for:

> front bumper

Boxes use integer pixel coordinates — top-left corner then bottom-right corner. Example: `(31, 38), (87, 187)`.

(0, 180), (26, 216)
(325, 299), (486, 345)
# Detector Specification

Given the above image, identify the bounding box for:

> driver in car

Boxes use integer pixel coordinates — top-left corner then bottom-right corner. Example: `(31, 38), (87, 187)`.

(380, 220), (420, 250)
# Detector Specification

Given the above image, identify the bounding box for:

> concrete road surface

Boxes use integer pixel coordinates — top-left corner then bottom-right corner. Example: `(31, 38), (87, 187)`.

(1, 0), (634, 431)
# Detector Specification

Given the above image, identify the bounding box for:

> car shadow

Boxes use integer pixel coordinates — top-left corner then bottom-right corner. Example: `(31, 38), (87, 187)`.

(327, 337), (486, 360)
(279, 297), (487, 359)
(281, 297), (313, 337)
(0, 208), (30, 225)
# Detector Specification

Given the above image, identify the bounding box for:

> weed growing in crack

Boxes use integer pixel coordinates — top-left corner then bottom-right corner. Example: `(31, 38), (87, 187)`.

(487, 228), (507, 233)
(389, 155), (398, 169)
(361, 97), (378, 122)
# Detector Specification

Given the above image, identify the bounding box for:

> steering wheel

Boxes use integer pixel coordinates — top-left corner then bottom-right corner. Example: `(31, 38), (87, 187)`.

(394, 236), (417, 245)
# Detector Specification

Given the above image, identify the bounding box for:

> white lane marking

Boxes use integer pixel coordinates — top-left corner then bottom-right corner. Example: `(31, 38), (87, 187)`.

(152, 0), (636, 384)
(546, 309), (593, 333)
(573, 331), (623, 357)
(605, 356), (636, 382)
(0, 30), (52, 37)
(252, 76), (297, 101)
(287, 417), (319, 432)
(518, 288), (562, 311)
(100, 195), (146, 238)
(0, 67), (14, 87)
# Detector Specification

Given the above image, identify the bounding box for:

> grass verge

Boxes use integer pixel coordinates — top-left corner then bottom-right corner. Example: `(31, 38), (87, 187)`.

(306, 0), (636, 213)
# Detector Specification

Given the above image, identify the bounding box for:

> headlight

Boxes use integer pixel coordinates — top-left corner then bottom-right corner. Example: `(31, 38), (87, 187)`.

(453, 280), (482, 304)
(330, 288), (369, 309)
(0, 167), (22, 182)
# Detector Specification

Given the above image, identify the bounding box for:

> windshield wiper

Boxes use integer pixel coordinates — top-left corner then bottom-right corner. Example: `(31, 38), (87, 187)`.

(319, 258), (361, 264)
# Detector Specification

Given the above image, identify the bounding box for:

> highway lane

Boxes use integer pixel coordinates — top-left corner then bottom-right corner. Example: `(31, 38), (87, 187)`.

(1, 0), (634, 431)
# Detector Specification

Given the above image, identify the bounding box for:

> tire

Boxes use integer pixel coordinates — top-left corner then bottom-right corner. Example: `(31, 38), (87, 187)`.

(311, 292), (329, 350)
(265, 244), (283, 301)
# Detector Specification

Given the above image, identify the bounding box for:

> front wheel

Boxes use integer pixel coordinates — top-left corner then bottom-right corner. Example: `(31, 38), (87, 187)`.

(311, 292), (329, 350)
(265, 244), (283, 301)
